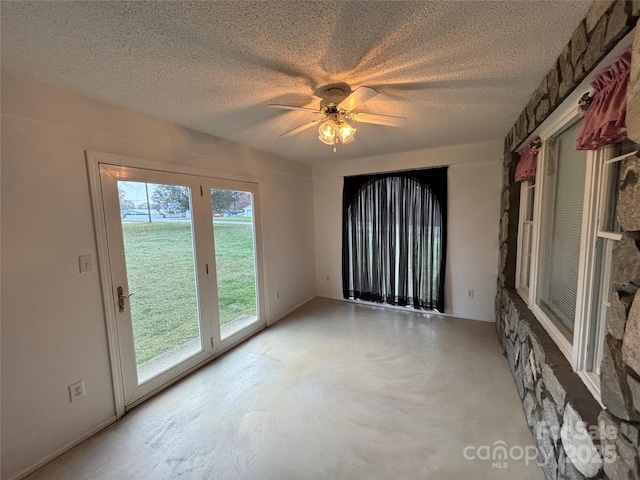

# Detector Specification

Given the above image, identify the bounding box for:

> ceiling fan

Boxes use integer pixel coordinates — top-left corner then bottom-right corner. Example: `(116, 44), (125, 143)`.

(268, 86), (407, 152)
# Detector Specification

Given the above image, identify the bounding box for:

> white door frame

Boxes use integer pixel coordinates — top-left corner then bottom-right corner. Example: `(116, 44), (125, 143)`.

(86, 150), (268, 416)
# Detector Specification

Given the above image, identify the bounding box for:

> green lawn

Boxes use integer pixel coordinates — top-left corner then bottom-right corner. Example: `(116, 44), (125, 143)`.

(122, 221), (257, 365)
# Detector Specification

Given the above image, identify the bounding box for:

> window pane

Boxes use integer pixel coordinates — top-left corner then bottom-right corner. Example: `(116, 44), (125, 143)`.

(616, 138), (638, 156)
(601, 141), (638, 233)
(119, 181), (202, 383)
(525, 182), (535, 221)
(517, 180), (535, 295)
(587, 237), (615, 373)
(210, 189), (258, 340)
(602, 160), (622, 233)
(536, 122), (587, 341)
(522, 222), (533, 289)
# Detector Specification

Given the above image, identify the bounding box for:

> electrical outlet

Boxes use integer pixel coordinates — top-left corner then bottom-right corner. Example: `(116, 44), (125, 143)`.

(69, 380), (85, 403)
(326, 275), (330, 282)
(276, 290), (280, 300)
(79, 255), (93, 273)
(466, 289), (474, 299)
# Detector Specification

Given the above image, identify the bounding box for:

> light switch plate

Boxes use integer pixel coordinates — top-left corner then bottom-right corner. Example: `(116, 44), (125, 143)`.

(79, 255), (93, 273)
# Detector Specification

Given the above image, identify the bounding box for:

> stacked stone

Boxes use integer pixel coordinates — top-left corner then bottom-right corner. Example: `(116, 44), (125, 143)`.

(496, 292), (607, 479)
(600, 155), (640, 480)
(496, 2), (640, 479)
(496, 157), (640, 479)
(503, 0), (639, 157)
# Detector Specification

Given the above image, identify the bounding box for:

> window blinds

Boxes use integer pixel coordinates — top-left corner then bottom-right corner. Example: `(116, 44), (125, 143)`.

(537, 122), (587, 338)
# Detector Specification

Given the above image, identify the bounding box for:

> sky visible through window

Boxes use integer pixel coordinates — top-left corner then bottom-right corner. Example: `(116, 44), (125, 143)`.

(119, 181), (158, 208)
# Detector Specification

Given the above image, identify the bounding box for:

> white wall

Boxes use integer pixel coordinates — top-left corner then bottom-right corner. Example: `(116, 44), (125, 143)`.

(0, 72), (316, 479)
(312, 142), (502, 322)
(1, 70), (503, 478)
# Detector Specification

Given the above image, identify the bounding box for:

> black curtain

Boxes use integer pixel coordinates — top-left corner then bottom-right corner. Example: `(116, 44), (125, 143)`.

(342, 167), (447, 312)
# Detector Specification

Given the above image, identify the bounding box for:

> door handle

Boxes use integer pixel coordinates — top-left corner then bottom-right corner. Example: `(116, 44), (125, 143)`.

(117, 286), (134, 313)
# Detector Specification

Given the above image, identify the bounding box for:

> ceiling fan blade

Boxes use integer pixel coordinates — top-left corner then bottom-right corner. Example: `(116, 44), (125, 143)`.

(268, 104), (320, 114)
(349, 112), (407, 127)
(338, 86), (378, 112)
(280, 120), (321, 138)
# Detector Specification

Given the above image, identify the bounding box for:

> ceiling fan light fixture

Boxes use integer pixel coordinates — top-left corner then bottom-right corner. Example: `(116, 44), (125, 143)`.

(318, 118), (356, 151)
(318, 120), (337, 145)
(336, 120), (356, 144)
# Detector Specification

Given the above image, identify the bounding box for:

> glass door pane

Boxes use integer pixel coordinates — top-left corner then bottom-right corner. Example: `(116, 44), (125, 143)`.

(210, 188), (258, 339)
(118, 181), (202, 383)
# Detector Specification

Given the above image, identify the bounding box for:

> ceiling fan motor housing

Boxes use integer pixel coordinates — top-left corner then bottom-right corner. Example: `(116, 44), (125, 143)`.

(320, 88), (347, 110)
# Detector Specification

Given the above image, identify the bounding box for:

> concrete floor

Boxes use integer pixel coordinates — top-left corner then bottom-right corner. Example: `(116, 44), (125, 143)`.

(26, 298), (543, 480)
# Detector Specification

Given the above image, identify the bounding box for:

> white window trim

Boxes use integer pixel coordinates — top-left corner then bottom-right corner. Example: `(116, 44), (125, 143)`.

(525, 108), (600, 397)
(576, 147), (636, 401)
(517, 112), (638, 403)
(524, 107), (581, 364)
(598, 231), (624, 241)
(573, 142), (605, 394)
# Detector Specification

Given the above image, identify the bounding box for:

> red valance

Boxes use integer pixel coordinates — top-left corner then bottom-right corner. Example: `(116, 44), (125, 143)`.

(515, 142), (539, 182)
(576, 49), (631, 150)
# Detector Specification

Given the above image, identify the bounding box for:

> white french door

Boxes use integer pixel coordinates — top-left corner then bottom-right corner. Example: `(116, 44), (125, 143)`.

(93, 158), (265, 410)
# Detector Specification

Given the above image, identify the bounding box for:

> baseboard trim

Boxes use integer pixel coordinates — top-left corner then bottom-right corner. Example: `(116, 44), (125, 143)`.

(11, 415), (118, 480)
(333, 296), (495, 323)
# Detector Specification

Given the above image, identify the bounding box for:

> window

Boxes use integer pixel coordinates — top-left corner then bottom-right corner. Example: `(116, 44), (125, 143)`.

(516, 178), (535, 296)
(342, 168), (447, 312)
(585, 140), (636, 374)
(516, 113), (638, 399)
(536, 121), (587, 341)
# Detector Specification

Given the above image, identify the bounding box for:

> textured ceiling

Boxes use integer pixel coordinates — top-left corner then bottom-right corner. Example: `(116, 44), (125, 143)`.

(1, 1), (593, 165)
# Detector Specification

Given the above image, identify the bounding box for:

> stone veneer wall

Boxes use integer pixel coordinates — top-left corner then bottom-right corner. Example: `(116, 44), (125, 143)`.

(496, 2), (640, 479)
